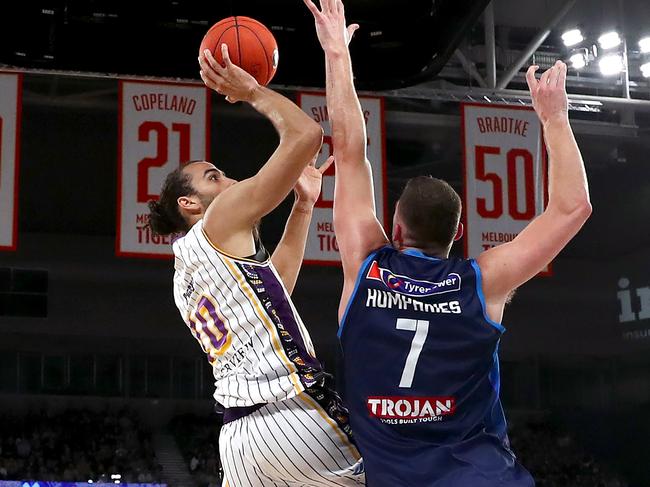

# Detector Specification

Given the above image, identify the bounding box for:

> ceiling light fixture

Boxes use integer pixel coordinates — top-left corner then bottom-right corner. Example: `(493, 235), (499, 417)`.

(598, 54), (623, 75)
(598, 31), (622, 50)
(562, 29), (584, 47)
(639, 37), (650, 53)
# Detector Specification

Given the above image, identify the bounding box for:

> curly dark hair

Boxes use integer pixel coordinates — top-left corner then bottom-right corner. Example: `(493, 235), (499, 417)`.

(147, 167), (196, 236)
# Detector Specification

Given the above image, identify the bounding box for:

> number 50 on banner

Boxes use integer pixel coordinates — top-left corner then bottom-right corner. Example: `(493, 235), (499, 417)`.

(461, 103), (551, 275)
(117, 80), (210, 258)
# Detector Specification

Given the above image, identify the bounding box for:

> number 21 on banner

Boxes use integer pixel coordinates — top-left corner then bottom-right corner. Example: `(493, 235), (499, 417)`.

(475, 145), (536, 221)
(117, 80), (209, 257)
(137, 121), (190, 203)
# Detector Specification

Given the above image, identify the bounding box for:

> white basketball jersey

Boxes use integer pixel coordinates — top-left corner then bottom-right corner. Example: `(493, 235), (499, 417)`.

(172, 221), (321, 408)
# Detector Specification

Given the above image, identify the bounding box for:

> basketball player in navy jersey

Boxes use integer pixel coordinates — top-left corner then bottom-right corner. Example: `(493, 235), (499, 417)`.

(305, 0), (592, 485)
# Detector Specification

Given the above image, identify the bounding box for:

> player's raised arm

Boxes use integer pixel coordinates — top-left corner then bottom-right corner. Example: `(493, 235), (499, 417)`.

(198, 45), (323, 251)
(304, 0), (389, 311)
(272, 156), (334, 294)
(477, 61), (592, 321)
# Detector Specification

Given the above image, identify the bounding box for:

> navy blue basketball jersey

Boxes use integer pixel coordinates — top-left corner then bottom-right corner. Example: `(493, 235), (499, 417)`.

(339, 246), (534, 487)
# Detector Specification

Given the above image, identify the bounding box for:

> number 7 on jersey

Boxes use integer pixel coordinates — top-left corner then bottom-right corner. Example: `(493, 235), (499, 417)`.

(396, 318), (430, 388)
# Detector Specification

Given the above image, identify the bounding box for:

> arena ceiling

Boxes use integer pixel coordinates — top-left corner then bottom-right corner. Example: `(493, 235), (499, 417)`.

(3, 0), (650, 93)
(0, 0), (491, 90)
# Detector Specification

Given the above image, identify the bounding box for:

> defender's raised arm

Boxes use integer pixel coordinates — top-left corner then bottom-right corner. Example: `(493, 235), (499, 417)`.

(477, 61), (592, 321)
(272, 157), (334, 294)
(304, 0), (389, 319)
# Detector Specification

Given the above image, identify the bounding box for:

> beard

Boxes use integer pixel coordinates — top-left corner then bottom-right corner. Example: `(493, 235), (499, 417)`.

(199, 193), (216, 211)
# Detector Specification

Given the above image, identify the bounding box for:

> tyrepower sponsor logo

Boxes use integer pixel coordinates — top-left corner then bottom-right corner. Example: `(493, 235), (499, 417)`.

(367, 396), (455, 425)
(366, 261), (461, 297)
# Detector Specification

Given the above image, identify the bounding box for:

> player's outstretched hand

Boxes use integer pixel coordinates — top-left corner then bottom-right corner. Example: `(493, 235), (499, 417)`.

(526, 61), (569, 127)
(303, 0), (359, 53)
(294, 155), (334, 207)
(199, 45), (259, 103)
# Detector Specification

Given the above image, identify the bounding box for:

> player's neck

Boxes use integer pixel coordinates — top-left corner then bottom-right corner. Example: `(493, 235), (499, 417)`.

(396, 241), (449, 259)
(187, 212), (204, 228)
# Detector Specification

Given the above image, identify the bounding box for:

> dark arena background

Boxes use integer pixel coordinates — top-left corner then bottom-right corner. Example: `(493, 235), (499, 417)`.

(1, 0), (650, 486)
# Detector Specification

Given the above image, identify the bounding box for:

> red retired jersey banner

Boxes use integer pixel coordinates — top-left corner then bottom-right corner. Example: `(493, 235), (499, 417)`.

(117, 81), (210, 258)
(462, 103), (549, 271)
(297, 92), (387, 265)
(0, 73), (22, 251)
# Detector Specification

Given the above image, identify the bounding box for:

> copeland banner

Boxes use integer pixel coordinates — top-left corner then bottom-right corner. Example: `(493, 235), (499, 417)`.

(117, 80), (210, 257)
(462, 103), (549, 273)
(298, 92), (387, 265)
(0, 73), (22, 251)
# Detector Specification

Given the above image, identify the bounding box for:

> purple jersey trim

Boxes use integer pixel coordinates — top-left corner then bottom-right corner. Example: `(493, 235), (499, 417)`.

(237, 262), (324, 388)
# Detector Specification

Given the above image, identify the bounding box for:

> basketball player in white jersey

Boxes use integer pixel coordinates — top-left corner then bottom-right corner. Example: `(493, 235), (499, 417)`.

(148, 45), (364, 486)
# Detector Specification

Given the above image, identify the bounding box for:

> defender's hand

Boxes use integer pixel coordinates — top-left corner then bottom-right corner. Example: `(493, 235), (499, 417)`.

(526, 61), (569, 127)
(303, 0), (359, 53)
(294, 155), (334, 207)
(199, 45), (259, 103)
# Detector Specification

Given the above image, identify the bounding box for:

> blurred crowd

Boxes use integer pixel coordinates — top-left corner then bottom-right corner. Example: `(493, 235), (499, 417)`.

(0, 406), (631, 487)
(510, 417), (628, 487)
(169, 411), (630, 487)
(0, 408), (162, 483)
(169, 413), (222, 487)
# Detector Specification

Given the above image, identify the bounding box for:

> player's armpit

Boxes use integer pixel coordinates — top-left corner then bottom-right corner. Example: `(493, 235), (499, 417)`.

(333, 157), (389, 279)
(476, 202), (591, 317)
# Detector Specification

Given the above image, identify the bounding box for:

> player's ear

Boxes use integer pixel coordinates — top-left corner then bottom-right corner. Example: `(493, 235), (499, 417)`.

(178, 195), (202, 216)
(453, 222), (464, 242)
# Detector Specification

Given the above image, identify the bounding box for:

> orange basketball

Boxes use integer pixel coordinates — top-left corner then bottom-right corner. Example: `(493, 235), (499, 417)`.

(199, 16), (279, 86)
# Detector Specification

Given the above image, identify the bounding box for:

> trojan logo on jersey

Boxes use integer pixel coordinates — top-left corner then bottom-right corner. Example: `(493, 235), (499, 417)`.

(367, 396), (455, 423)
(366, 261), (461, 297)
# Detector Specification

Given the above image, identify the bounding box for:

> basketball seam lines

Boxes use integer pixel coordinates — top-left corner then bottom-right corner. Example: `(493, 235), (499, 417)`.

(234, 16), (244, 70)
(238, 24), (272, 84)
(212, 24), (236, 61)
